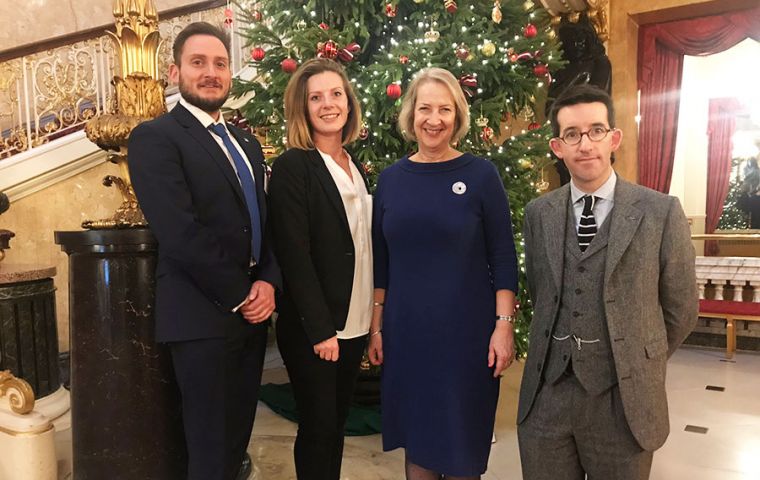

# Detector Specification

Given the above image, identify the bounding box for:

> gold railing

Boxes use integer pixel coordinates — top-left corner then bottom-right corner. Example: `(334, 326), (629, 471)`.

(0, 3), (242, 161)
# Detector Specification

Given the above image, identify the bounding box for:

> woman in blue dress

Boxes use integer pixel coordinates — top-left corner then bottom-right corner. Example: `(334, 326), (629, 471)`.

(368, 67), (519, 479)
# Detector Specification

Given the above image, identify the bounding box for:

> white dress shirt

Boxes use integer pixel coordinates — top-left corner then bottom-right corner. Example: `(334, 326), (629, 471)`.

(570, 170), (617, 232)
(319, 149), (373, 339)
(179, 97), (256, 184)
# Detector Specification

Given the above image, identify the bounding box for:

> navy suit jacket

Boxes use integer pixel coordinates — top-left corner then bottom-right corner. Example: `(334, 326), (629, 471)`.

(128, 103), (281, 342)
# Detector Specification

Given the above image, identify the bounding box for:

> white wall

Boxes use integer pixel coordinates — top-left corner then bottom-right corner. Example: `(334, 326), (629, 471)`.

(670, 38), (760, 228)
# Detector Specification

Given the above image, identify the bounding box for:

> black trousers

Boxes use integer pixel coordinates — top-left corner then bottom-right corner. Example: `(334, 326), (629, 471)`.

(276, 317), (368, 480)
(170, 321), (268, 480)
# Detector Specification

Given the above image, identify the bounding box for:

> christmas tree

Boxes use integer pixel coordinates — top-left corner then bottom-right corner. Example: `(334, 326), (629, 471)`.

(718, 156), (751, 230)
(231, 0), (563, 355)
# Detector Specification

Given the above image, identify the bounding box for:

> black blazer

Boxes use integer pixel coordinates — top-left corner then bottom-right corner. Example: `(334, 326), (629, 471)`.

(269, 148), (369, 345)
(128, 103), (281, 342)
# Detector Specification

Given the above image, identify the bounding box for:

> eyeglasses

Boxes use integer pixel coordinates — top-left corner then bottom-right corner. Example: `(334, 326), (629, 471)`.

(556, 126), (613, 146)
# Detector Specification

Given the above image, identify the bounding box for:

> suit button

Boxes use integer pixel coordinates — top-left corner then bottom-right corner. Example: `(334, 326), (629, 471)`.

(563, 354), (568, 361)
(578, 266), (586, 273)
(537, 362), (543, 372)
(572, 311), (581, 317)
(544, 329), (550, 338)
(575, 288), (582, 294)
(553, 295), (559, 303)
(242, 226), (250, 233)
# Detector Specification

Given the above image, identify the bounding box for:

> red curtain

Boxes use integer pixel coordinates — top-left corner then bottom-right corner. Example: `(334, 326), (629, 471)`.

(704, 98), (741, 256)
(637, 8), (760, 193)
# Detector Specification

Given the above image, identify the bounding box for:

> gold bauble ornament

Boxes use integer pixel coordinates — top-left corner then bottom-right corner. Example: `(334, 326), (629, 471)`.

(492, 1), (502, 23)
(481, 41), (496, 57)
(518, 158), (534, 169)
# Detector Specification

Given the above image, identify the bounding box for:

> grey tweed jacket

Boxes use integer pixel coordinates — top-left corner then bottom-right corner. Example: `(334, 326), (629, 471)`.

(517, 177), (698, 451)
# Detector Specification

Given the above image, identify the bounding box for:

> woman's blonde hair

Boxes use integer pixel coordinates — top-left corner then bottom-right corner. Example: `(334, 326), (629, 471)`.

(283, 59), (362, 149)
(397, 67), (470, 144)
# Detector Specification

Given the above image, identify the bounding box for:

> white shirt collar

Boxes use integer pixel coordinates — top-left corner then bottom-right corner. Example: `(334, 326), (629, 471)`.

(179, 97), (224, 130)
(570, 170), (617, 204)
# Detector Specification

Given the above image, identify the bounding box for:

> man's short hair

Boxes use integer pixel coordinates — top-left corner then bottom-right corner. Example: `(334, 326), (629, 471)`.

(549, 84), (615, 137)
(173, 22), (231, 65)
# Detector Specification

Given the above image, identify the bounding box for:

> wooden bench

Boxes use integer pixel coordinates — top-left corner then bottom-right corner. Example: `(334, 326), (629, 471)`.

(699, 299), (760, 358)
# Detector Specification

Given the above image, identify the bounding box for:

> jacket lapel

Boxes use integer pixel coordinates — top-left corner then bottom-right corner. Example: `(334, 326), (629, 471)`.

(604, 178), (643, 284)
(541, 185), (570, 293)
(308, 149), (351, 233)
(171, 104), (247, 208)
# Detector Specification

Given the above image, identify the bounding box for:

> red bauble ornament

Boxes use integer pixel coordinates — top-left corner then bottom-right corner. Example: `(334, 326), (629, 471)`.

(455, 44), (469, 60)
(528, 122), (541, 130)
(251, 47), (265, 62)
(533, 64), (549, 77)
(359, 126), (369, 140)
(445, 0), (458, 13)
(480, 126), (494, 143)
(523, 23), (538, 38)
(319, 22), (329, 30)
(281, 58), (298, 73)
(386, 83), (402, 100)
(251, 10), (262, 22)
(224, 8), (233, 26)
(509, 53), (519, 62)
(323, 40), (338, 59)
(385, 4), (398, 17)
(399, 55), (409, 64)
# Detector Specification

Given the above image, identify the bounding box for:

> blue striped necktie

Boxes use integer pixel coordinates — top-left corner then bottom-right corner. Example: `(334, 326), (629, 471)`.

(209, 123), (262, 262)
(578, 195), (598, 253)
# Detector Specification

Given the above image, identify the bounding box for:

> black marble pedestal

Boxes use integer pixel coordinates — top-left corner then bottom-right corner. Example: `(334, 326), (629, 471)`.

(0, 264), (60, 397)
(55, 229), (186, 480)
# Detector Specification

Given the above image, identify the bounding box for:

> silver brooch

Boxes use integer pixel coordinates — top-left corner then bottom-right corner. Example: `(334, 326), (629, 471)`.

(452, 181), (467, 195)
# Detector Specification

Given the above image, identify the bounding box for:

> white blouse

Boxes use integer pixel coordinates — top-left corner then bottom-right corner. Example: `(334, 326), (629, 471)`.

(319, 149), (373, 339)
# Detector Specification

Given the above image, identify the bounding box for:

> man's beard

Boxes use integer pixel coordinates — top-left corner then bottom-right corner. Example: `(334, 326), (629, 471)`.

(179, 80), (229, 113)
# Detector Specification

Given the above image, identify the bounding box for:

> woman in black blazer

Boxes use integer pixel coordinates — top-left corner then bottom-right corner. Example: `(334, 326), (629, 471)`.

(268, 58), (373, 480)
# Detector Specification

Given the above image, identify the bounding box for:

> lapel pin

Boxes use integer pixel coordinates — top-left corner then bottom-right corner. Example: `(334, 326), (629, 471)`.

(452, 181), (467, 195)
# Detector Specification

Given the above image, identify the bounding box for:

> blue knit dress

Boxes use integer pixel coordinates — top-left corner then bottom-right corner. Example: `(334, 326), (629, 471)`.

(373, 153), (518, 476)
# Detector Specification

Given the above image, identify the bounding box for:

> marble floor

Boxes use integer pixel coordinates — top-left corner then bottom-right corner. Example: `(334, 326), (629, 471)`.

(246, 345), (760, 480)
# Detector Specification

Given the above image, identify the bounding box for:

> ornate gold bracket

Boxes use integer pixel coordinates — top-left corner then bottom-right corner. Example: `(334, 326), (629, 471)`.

(0, 370), (35, 415)
(540, 0), (609, 42)
(82, 0), (166, 229)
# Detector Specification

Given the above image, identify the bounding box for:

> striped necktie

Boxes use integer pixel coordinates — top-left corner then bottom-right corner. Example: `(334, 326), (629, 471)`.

(209, 123), (262, 262)
(578, 195), (598, 252)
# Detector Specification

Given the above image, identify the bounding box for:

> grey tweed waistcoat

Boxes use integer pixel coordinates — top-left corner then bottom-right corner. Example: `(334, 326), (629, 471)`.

(543, 198), (617, 395)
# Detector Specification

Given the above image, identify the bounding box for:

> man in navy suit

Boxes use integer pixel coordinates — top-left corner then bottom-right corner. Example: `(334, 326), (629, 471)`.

(128, 22), (281, 480)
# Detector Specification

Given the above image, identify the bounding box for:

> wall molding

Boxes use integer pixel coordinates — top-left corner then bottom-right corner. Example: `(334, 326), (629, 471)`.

(0, 93), (181, 202)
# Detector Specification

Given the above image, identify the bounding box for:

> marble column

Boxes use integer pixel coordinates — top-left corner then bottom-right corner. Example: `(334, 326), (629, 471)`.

(0, 264), (60, 398)
(55, 229), (186, 479)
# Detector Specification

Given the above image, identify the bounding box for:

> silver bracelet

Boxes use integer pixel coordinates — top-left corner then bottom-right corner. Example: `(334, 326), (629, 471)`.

(496, 314), (516, 324)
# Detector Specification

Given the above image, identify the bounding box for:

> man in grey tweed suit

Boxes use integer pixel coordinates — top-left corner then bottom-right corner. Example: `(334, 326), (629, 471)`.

(517, 84), (698, 479)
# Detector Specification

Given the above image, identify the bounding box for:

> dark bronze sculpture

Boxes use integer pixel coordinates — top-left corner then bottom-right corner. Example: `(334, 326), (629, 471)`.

(0, 192), (14, 262)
